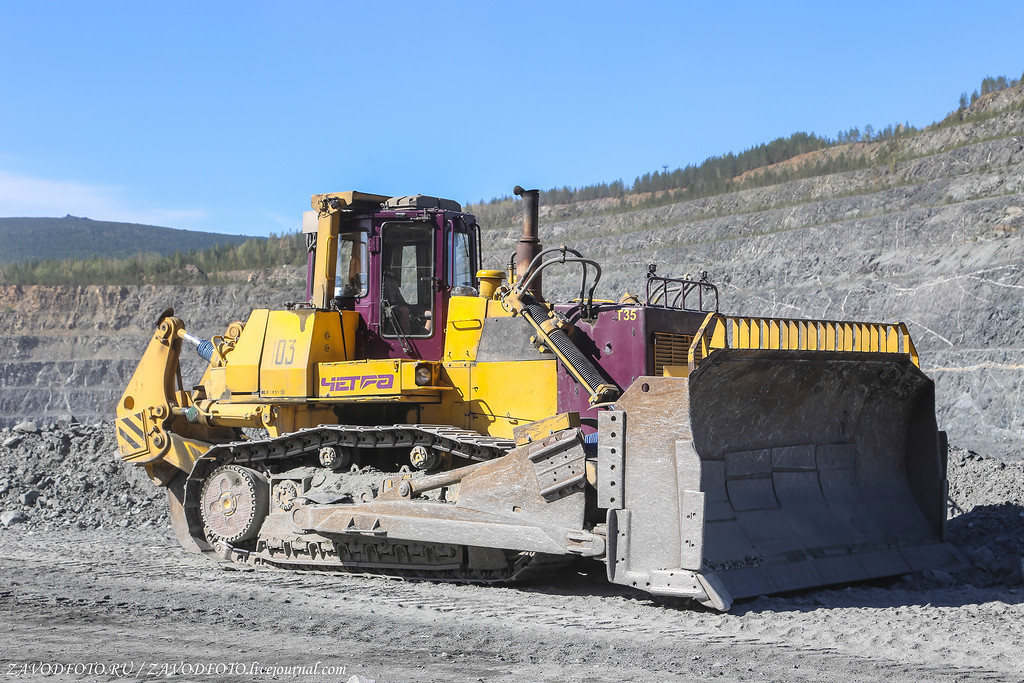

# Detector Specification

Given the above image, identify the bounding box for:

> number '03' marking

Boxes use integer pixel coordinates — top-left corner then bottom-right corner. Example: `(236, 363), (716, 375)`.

(273, 339), (297, 365)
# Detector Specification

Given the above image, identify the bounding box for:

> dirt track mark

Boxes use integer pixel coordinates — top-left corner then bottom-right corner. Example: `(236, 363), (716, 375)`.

(3, 529), (1022, 682)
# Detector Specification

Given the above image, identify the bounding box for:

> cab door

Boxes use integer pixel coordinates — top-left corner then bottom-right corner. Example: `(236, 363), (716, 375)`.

(370, 213), (479, 361)
(373, 220), (443, 360)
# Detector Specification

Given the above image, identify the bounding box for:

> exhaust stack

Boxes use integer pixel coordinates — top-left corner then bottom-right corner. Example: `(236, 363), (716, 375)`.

(513, 185), (542, 300)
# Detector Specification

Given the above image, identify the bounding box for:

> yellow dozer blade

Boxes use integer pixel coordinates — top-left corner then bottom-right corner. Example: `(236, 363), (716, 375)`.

(603, 348), (960, 609)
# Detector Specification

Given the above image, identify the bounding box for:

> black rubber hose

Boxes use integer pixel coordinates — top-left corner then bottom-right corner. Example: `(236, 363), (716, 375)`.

(522, 299), (616, 398)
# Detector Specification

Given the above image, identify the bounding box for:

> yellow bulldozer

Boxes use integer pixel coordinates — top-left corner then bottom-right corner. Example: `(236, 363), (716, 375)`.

(115, 187), (959, 610)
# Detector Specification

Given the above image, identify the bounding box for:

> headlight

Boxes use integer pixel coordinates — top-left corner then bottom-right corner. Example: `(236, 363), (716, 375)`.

(414, 363), (432, 386)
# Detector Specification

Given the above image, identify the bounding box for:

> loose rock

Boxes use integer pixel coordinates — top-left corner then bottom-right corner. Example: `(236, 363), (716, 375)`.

(13, 421), (38, 434)
(19, 490), (41, 507)
(1, 510), (28, 527)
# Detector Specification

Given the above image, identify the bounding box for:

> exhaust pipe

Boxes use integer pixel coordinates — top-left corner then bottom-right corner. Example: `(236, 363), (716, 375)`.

(513, 185), (542, 300)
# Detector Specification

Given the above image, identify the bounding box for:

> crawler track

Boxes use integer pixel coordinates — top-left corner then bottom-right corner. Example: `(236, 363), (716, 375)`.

(179, 424), (569, 583)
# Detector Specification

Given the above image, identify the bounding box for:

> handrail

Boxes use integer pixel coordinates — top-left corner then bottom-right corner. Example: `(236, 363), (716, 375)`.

(514, 245), (603, 317)
(688, 313), (920, 371)
(645, 274), (719, 313)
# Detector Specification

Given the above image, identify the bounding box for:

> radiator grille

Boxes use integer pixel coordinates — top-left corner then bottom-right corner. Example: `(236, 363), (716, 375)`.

(652, 332), (694, 375)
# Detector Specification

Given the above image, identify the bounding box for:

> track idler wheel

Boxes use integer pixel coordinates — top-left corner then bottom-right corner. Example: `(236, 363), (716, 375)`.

(200, 465), (269, 543)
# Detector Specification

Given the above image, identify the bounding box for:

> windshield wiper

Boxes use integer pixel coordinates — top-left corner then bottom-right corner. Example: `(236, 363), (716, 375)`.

(381, 297), (414, 355)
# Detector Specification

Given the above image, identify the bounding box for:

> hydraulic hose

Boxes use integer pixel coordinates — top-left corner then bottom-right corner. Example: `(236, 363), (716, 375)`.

(516, 293), (620, 405)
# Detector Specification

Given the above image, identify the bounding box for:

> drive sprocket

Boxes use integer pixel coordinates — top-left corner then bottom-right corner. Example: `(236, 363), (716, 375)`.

(200, 465), (269, 543)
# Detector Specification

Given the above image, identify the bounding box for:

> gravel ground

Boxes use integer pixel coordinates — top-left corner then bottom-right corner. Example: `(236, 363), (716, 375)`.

(0, 422), (1022, 682)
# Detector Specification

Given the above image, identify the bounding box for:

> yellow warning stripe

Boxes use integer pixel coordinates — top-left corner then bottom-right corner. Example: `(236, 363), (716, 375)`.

(117, 412), (148, 457)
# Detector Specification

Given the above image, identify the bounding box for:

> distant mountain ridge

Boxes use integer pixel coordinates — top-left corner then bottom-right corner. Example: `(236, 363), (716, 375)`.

(0, 215), (258, 265)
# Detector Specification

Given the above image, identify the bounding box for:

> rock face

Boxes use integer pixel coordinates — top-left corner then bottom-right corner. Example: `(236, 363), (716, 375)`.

(479, 93), (1024, 460)
(0, 282), (303, 427)
(0, 89), (1022, 458)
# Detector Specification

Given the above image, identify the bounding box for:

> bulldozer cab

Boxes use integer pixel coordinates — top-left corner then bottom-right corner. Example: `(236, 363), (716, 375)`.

(306, 192), (481, 361)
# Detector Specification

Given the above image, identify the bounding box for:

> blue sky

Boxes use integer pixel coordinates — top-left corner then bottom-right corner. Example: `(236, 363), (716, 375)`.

(1, 1), (1022, 236)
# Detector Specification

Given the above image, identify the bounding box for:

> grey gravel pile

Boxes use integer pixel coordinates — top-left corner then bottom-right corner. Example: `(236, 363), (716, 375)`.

(0, 418), (167, 532)
(947, 446), (1024, 513)
(944, 446), (1024, 587)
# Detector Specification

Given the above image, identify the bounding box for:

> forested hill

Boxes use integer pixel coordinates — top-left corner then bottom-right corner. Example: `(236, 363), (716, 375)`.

(0, 216), (257, 265)
(3, 73), (1022, 287)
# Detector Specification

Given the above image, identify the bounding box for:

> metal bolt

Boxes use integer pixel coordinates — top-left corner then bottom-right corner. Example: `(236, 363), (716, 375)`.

(398, 480), (412, 497)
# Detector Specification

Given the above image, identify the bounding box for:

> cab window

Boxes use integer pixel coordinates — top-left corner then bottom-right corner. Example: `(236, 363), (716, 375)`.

(381, 223), (434, 338)
(335, 231), (368, 298)
(449, 230), (475, 290)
